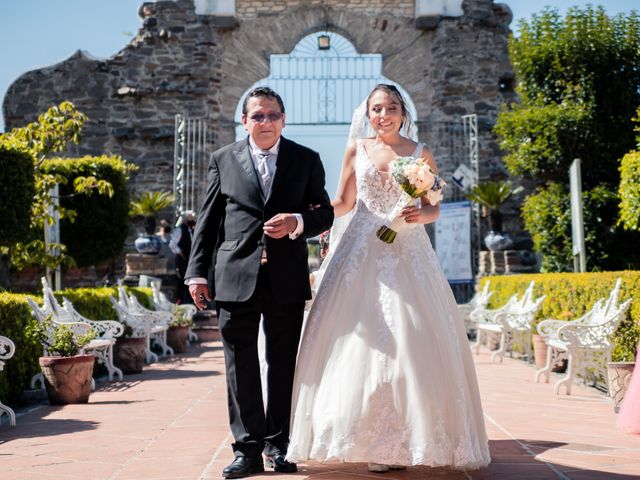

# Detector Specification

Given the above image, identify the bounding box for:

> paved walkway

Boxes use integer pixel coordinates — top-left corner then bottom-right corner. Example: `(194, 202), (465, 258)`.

(1, 340), (639, 480)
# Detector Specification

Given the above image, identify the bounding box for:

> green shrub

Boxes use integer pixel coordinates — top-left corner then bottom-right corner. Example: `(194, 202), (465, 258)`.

(480, 271), (640, 362)
(40, 156), (134, 267)
(0, 293), (42, 407)
(0, 144), (35, 248)
(619, 150), (640, 231)
(522, 183), (640, 272)
(0, 286), (152, 407)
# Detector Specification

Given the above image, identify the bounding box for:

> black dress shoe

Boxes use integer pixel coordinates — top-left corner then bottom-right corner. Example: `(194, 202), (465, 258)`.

(265, 453), (297, 473)
(222, 456), (264, 479)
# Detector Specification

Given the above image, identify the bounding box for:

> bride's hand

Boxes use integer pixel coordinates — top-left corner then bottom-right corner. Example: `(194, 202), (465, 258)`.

(400, 206), (421, 223)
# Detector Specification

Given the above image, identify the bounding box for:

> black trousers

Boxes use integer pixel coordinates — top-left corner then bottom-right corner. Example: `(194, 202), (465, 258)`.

(217, 265), (305, 458)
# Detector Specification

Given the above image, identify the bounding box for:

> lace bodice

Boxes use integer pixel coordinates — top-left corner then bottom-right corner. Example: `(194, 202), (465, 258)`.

(354, 140), (424, 217)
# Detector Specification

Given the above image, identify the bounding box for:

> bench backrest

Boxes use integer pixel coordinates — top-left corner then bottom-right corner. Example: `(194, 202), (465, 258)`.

(0, 335), (16, 368)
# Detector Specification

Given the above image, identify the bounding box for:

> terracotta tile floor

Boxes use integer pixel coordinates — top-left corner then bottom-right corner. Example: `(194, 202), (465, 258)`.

(1, 341), (639, 479)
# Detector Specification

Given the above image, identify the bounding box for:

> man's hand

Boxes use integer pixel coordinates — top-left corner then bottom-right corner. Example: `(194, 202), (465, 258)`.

(264, 213), (298, 239)
(189, 283), (211, 310)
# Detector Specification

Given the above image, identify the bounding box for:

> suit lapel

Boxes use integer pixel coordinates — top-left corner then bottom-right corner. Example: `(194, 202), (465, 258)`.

(233, 139), (265, 205)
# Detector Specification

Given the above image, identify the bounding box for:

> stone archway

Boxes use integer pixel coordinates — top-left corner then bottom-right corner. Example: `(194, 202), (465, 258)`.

(3, 0), (514, 196)
(232, 30), (419, 194)
(214, 3), (433, 150)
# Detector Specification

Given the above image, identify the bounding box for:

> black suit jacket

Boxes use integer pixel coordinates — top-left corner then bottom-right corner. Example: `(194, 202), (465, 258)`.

(185, 136), (334, 304)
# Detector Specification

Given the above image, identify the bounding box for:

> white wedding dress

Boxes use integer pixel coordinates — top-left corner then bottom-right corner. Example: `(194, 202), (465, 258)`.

(286, 140), (491, 469)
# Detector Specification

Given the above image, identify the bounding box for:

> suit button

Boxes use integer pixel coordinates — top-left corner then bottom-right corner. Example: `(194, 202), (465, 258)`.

(257, 241), (263, 246)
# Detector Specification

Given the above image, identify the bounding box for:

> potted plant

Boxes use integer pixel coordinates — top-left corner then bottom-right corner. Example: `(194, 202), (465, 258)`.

(166, 305), (194, 354)
(607, 349), (636, 413)
(35, 316), (97, 405)
(113, 322), (147, 374)
(129, 190), (174, 254)
(466, 180), (523, 251)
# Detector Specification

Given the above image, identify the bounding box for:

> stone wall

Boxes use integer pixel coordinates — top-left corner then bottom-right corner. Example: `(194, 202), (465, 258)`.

(237, 0), (415, 16)
(3, 0), (516, 287)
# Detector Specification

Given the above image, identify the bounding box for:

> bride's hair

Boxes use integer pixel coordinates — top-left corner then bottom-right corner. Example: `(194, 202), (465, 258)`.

(365, 84), (412, 131)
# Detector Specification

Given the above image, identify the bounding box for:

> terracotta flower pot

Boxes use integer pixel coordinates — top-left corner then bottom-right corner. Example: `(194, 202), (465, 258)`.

(607, 361), (635, 413)
(114, 337), (146, 374)
(39, 355), (95, 405)
(532, 334), (548, 370)
(167, 325), (189, 353)
(532, 334), (567, 373)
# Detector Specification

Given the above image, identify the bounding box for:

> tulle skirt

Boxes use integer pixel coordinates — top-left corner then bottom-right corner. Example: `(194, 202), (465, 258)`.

(286, 214), (490, 469)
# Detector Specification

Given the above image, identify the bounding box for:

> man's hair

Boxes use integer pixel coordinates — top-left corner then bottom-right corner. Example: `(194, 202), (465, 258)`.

(241, 86), (285, 115)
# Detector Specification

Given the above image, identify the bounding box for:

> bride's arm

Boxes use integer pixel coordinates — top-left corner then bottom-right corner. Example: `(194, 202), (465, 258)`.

(400, 147), (441, 225)
(331, 140), (357, 218)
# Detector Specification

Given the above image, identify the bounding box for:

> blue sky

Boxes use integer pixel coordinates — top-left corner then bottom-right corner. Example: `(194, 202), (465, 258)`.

(1, 0), (637, 134)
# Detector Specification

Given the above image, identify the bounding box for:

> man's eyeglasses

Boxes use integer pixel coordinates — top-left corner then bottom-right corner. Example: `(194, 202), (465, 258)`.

(248, 112), (283, 124)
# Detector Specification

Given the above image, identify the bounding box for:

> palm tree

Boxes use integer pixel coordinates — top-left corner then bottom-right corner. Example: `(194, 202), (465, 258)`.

(130, 191), (175, 234)
(466, 180), (523, 232)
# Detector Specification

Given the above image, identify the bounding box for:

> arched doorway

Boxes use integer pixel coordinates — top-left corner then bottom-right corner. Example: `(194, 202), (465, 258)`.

(234, 31), (417, 195)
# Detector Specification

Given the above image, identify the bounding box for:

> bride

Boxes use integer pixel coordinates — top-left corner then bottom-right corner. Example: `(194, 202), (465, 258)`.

(286, 84), (491, 471)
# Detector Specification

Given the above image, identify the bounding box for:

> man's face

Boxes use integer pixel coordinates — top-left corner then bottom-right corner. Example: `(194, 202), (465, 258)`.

(241, 96), (285, 150)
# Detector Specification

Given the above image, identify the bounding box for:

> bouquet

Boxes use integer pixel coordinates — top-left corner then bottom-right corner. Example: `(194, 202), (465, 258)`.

(376, 156), (445, 243)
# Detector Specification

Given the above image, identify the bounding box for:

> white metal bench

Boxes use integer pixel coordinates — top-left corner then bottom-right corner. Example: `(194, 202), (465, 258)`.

(458, 280), (493, 334)
(535, 278), (622, 360)
(491, 293), (546, 362)
(40, 277), (124, 381)
(151, 281), (198, 342)
(0, 334), (16, 426)
(109, 296), (158, 363)
(118, 285), (173, 357)
(534, 278), (631, 395)
(471, 281), (546, 362)
(111, 284), (173, 361)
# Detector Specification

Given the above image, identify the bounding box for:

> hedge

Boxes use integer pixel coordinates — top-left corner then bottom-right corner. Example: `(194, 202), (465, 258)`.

(0, 286), (152, 408)
(40, 155), (133, 267)
(0, 144), (35, 247)
(480, 271), (640, 362)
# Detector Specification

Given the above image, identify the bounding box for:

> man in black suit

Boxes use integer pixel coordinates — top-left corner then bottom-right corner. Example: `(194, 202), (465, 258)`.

(185, 87), (333, 479)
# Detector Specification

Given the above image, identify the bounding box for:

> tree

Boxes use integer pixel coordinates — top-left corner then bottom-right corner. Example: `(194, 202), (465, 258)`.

(494, 6), (640, 271)
(0, 102), (119, 283)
